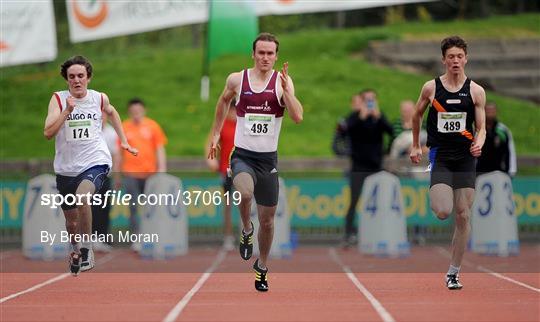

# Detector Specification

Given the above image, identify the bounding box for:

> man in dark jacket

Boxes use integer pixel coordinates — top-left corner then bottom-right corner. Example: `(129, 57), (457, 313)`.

(476, 102), (517, 176)
(339, 89), (393, 247)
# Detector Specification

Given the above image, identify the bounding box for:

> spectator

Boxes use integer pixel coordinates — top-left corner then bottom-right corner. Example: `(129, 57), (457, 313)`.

(391, 100), (415, 142)
(332, 94), (362, 157)
(389, 100), (428, 245)
(115, 98), (167, 251)
(476, 102), (517, 176)
(389, 100), (428, 161)
(340, 89), (393, 247)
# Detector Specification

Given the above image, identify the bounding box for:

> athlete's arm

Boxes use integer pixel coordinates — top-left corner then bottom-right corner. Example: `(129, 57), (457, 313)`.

(208, 72), (240, 160)
(43, 95), (74, 140)
(280, 62), (303, 124)
(410, 80), (434, 164)
(102, 94), (138, 156)
(470, 82), (486, 157)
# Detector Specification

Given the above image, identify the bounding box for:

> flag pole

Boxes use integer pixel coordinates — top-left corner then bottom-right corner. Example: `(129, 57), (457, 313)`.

(200, 0), (212, 102)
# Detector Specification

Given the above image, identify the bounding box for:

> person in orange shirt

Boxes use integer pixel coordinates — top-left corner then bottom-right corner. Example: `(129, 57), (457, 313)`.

(206, 103), (236, 251)
(115, 98), (167, 250)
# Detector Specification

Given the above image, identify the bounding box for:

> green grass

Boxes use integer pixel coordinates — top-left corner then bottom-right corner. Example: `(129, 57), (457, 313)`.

(1, 13), (539, 159)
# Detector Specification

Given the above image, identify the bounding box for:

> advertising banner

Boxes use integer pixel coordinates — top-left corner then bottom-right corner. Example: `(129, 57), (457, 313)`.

(2, 177), (538, 229)
(0, 1), (57, 67)
(66, 0), (431, 43)
(66, 0), (208, 43)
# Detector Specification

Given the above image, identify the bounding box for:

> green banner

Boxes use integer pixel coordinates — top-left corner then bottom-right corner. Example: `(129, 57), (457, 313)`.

(1, 178), (539, 229)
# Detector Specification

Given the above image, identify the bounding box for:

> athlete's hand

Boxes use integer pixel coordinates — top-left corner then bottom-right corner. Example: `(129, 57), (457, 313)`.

(280, 62), (290, 92)
(206, 158), (219, 172)
(470, 142), (482, 157)
(66, 96), (76, 113)
(410, 146), (423, 164)
(121, 142), (138, 156)
(207, 134), (220, 160)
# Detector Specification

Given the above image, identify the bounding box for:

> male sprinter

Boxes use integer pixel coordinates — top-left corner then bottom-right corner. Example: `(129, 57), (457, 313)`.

(410, 36), (486, 289)
(44, 56), (137, 275)
(208, 33), (303, 291)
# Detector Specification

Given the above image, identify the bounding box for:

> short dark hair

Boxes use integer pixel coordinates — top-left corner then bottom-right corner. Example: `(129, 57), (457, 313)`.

(127, 97), (145, 108)
(441, 36), (467, 57)
(252, 33), (279, 53)
(61, 55), (93, 80)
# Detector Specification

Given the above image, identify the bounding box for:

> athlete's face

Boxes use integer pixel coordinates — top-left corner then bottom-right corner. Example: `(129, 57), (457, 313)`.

(66, 64), (90, 98)
(253, 41), (278, 72)
(442, 47), (467, 75)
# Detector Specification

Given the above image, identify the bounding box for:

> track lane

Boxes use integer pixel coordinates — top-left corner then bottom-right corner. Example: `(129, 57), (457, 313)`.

(176, 248), (385, 322)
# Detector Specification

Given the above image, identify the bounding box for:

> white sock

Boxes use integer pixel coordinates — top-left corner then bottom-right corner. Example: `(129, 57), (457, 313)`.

(447, 265), (460, 276)
(257, 260), (267, 271)
(72, 242), (81, 253)
(82, 241), (92, 250)
(242, 224), (253, 235)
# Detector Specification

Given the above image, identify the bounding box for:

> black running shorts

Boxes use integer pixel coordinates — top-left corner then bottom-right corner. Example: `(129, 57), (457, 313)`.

(429, 147), (476, 189)
(230, 147), (279, 207)
(56, 164), (110, 210)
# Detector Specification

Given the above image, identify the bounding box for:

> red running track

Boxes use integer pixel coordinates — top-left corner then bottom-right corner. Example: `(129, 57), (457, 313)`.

(1, 246), (538, 322)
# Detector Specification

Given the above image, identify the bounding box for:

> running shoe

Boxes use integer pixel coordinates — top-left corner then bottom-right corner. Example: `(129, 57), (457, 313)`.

(446, 274), (463, 290)
(239, 222), (254, 260)
(80, 247), (95, 272)
(69, 252), (81, 276)
(253, 259), (269, 292)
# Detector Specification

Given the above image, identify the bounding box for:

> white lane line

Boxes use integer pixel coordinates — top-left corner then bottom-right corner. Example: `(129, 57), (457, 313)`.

(0, 250), (118, 304)
(0, 273), (69, 304)
(436, 246), (540, 293)
(329, 248), (396, 322)
(162, 250), (227, 322)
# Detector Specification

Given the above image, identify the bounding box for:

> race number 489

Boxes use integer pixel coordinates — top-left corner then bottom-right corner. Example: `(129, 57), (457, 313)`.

(437, 112), (466, 133)
(443, 121), (461, 132)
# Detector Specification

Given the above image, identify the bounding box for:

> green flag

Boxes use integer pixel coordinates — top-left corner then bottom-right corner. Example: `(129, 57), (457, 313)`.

(201, 0), (258, 101)
(206, 0), (259, 64)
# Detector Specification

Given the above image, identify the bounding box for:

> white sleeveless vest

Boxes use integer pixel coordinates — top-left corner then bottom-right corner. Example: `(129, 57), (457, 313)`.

(53, 89), (112, 175)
